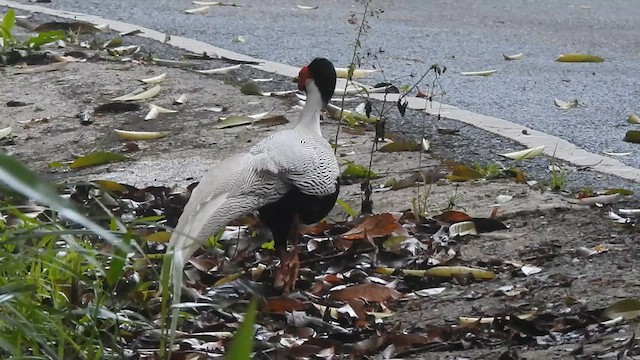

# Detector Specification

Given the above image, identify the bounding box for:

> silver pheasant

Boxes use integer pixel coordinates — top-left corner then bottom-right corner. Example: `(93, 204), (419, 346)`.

(167, 57), (339, 340)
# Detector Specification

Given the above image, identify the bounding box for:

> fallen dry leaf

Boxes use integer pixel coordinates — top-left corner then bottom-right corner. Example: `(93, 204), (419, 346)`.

(503, 53), (524, 60)
(460, 69), (497, 76)
(13, 62), (69, 75)
(140, 73), (167, 84)
(112, 85), (161, 101)
(329, 284), (402, 303)
(340, 213), (400, 240)
(114, 129), (169, 140)
(501, 146), (545, 160)
(262, 297), (307, 315)
(556, 53), (605, 63)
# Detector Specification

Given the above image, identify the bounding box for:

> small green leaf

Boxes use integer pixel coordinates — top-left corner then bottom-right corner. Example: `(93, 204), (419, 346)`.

(604, 298), (640, 320)
(1, 9), (15, 41)
(378, 141), (421, 152)
(336, 199), (356, 218)
(23, 30), (66, 50)
(48, 161), (65, 168)
(240, 80), (260, 95)
(226, 298), (258, 359)
(70, 151), (127, 169)
(106, 227), (131, 287)
(448, 164), (484, 182)
(341, 163), (377, 179)
(261, 240), (275, 250)
(624, 130), (640, 144)
(603, 188), (635, 196)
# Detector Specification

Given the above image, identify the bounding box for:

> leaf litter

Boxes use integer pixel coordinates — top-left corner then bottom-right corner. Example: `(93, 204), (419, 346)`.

(26, 177), (638, 359)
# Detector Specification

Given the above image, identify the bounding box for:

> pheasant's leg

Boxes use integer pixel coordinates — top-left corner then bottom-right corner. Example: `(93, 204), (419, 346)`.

(274, 213), (300, 293)
(283, 213), (300, 293)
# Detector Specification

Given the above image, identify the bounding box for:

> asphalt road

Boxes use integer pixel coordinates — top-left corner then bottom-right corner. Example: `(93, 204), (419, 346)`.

(18, 0), (640, 171)
(33, 0), (640, 167)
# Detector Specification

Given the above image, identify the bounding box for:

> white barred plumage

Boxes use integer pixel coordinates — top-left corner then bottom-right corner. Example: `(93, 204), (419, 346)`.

(167, 58), (339, 344)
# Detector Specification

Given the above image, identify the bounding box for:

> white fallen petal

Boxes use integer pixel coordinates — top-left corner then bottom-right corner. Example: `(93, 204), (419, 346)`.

(554, 98), (580, 110)
(521, 265), (542, 276)
(422, 138), (431, 151)
(414, 287), (446, 297)
(140, 72), (167, 84)
(296, 4), (318, 10)
(460, 69), (497, 76)
(184, 5), (210, 14)
(496, 195), (513, 204)
(112, 85), (161, 101)
(145, 104), (177, 120)
(196, 64), (241, 75)
(627, 114), (640, 124)
(449, 221), (477, 237)
(334, 68), (379, 79)
(0, 126), (12, 140)
(144, 106), (159, 120)
(503, 53), (524, 60)
(233, 35), (246, 43)
(174, 94), (188, 104)
(150, 104), (177, 114)
(618, 209), (640, 217)
(603, 150), (632, 156)
(252, 77), (273, 82)
(608, 211), (631, 224)
(114, 129), (169, 140)
(501, 146), (545, 160)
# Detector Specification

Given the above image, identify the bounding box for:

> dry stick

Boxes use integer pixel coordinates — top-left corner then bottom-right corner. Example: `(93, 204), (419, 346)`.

(333, 0), (372, 154)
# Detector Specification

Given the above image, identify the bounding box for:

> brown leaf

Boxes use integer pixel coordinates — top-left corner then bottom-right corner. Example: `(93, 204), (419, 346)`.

(387, 333), (429, 351)
(252, 115), (289, 127)
(433, 210), (473, 225)
(13, 62), (69, 75)
(262, 296), (306, 315)
(340, 213), (400, 240)
(300, 220), (330, 235)
(34, 21), (101, 34)
(329, 284), (403, 303)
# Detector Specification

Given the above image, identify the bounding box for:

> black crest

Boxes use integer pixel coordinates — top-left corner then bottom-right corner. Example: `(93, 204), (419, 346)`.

(307, 58), (336, 105)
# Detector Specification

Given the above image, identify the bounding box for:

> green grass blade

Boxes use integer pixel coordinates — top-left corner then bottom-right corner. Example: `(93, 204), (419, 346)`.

(1, 8), (15, 41)
(226, 298), (257, 360)
(0, 153), (131, 252)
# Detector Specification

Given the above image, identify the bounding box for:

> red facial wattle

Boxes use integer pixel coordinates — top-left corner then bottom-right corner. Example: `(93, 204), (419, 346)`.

(298, 66), (310, 91)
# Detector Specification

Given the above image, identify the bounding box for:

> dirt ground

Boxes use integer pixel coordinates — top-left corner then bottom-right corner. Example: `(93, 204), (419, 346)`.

(2, 21), (640, 359)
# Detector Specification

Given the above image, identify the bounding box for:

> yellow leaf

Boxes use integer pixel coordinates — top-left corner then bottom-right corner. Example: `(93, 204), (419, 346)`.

(114, 129), (169, 140)
(556, 53), (605, 63)
(447, 164), (483, 182)
(145, 231), (171, 243)
(425, 266), (495, 280)
(70, 151), (127, 169)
